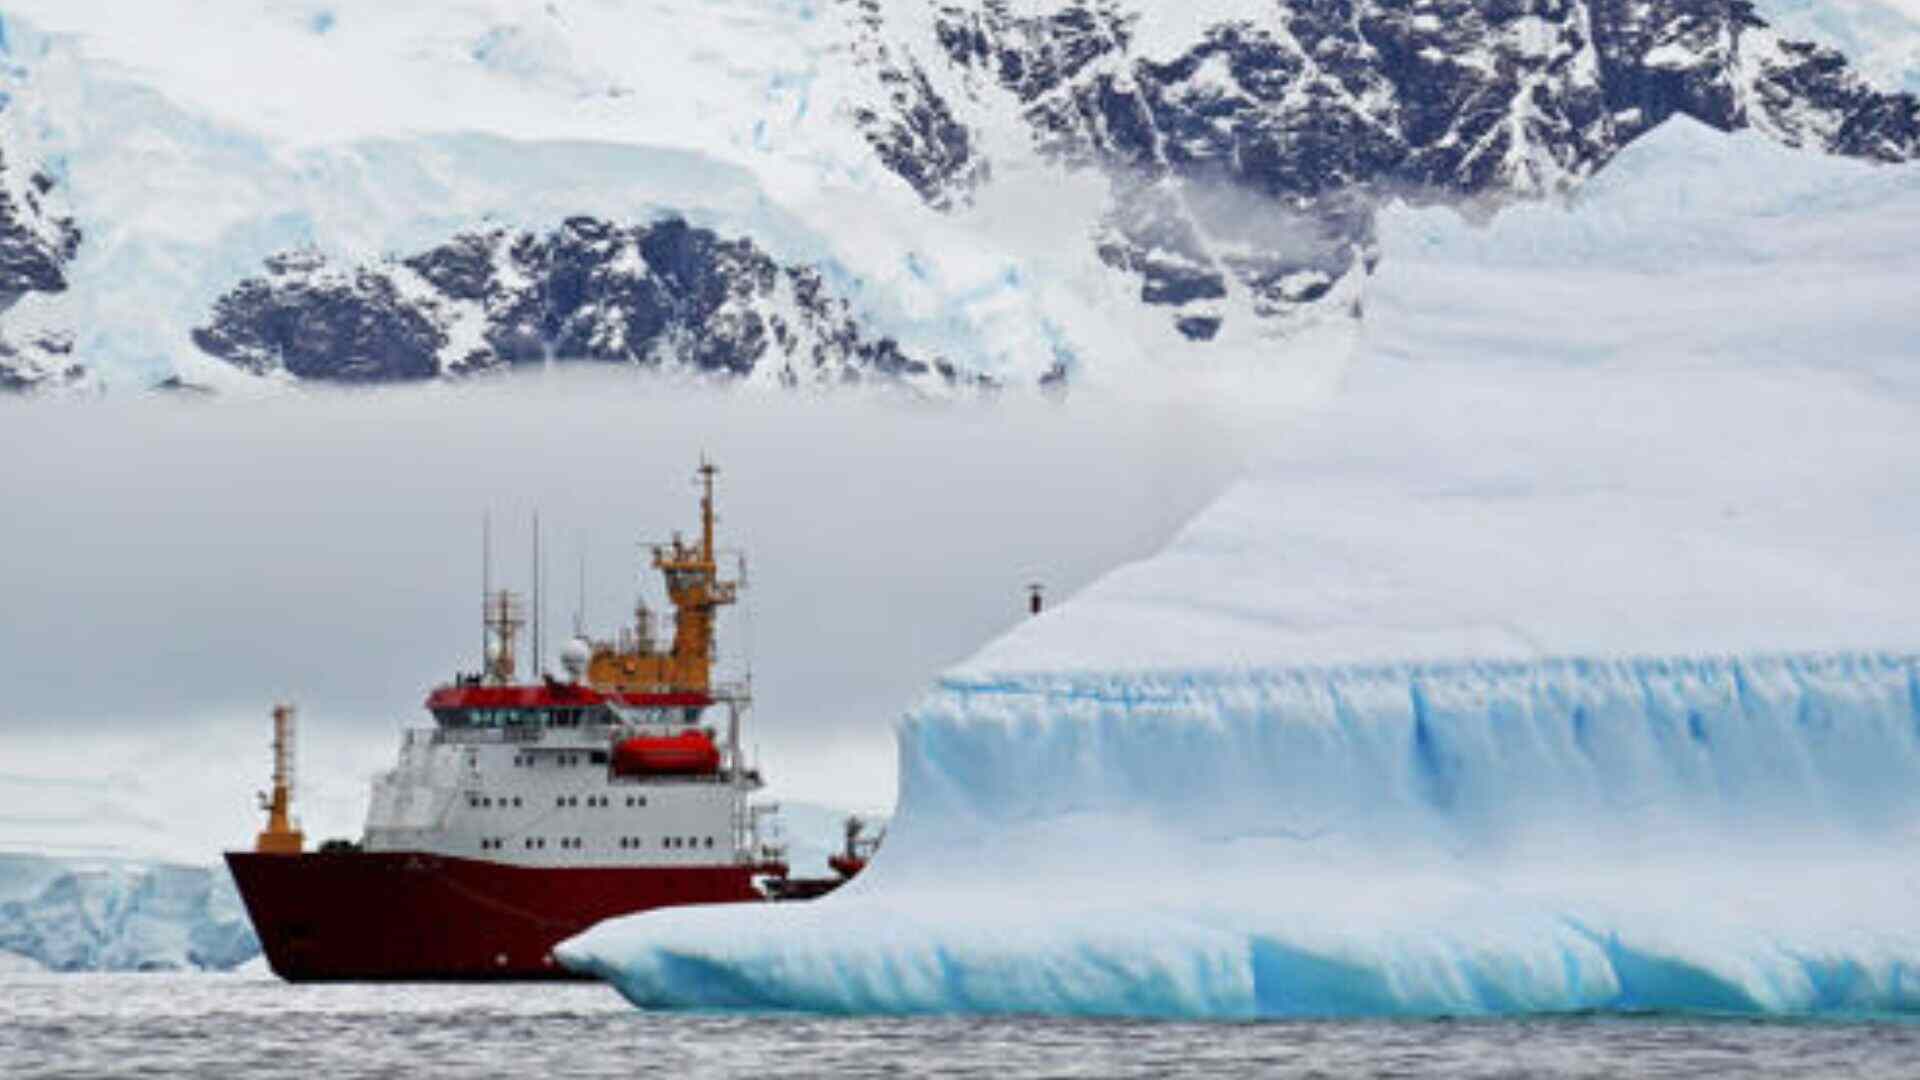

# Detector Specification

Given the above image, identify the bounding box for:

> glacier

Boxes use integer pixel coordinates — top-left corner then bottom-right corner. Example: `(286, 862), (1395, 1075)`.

(554, 120), (1920, 1018)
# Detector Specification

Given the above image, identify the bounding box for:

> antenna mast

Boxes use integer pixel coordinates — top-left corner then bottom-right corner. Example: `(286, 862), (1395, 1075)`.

(700, 456), (717, 562)
(575, 534), (587, 638)
(532, 511), (543, 679)
(254, 704), (304, 855)
(482, 513), (492, 673)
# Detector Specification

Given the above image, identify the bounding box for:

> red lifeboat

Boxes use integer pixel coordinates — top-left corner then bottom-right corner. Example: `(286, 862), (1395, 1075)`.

(612, 730), (721, 777)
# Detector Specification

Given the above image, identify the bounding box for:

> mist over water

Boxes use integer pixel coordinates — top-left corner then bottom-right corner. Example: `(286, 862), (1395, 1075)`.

(0, 372), (1249, 859)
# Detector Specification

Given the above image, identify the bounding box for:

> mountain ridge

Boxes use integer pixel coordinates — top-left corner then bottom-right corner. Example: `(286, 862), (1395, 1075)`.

(0, 0), (1913, 393)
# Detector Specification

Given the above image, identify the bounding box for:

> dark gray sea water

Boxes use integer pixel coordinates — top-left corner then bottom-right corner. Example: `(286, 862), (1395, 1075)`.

(4, 972), (1918, 1079)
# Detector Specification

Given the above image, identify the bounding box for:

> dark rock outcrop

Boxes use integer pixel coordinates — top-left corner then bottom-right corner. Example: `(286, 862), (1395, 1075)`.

(0, 143), (86, 393)
(0, 149), (81, 295)
(195, 217), (963, 387)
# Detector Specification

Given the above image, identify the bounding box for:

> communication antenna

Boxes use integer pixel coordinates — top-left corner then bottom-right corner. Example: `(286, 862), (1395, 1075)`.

(575, 532), (587, 638)
(736, 552), (754, 688)
(531, 510), (543, 679)
(481, 512), (492, 671)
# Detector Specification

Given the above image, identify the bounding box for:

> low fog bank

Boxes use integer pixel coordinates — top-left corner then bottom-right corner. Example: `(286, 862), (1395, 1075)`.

(0, 372), (1249, 858)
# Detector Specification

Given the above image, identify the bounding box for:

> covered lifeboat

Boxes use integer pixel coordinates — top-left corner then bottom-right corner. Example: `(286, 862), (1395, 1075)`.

(612, 729), (721, 777)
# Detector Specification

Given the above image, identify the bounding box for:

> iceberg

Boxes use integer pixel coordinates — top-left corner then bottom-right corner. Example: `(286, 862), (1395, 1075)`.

(560, 658), (1920, 1017)
(0, 855), (258, 972)
(555, 123), (1920, 1018)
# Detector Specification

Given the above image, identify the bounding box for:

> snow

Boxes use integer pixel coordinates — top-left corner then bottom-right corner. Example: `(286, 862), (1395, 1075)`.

(555, 120), (1920, 1017)
(1642, 42), (1698, 69)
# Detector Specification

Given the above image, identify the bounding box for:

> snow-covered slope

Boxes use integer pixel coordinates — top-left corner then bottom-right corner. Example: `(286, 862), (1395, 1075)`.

(0, 3), (1070, 392)
(555, 118), (1920, 1018)
(0, 0), (1913, 392)
(1754, 0), (1920, 93)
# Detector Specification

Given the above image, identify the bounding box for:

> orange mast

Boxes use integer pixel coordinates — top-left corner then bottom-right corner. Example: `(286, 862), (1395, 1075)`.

(585, 460), (739, 695)
(254, 704), (305, 855)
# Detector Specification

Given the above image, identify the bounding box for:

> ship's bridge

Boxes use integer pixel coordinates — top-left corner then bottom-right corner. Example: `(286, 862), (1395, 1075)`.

(426, 684), (710, 731)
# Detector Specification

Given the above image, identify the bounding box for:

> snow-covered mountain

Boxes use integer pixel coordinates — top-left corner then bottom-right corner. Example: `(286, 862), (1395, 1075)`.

(852, 0), (1920, 339)
(0, 855), (257, 972)
(0, 0), (1912, 393)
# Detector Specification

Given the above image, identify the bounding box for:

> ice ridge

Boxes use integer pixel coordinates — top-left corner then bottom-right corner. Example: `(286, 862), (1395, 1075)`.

(558, 652), (1920, 1018)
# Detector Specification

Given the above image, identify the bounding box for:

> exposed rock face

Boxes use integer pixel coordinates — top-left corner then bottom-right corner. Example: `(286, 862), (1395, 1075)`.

(0, 149), (80, 294)
(0, 142), (85, 392)
(0, 322), (81, 393)
(195, 217), (961, 386)
(844, 0), (1920, 339)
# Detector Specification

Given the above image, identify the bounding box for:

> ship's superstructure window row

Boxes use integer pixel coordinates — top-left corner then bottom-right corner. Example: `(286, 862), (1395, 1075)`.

(436, 706), (609, 729)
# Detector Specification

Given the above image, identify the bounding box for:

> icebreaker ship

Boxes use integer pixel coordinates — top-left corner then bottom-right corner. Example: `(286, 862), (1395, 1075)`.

(555, 124), (1920, 1018)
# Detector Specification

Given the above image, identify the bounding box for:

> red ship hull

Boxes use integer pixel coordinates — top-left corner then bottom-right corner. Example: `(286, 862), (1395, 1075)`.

(225, 851), (765, 981)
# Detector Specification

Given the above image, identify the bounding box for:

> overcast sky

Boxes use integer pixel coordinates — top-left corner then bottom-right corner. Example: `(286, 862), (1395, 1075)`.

(0, 373), (1249, 858)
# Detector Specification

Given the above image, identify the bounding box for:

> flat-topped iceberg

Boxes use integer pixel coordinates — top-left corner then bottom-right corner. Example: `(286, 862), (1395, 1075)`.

(559, 656), (1920, 1017)
(556, 121), (1920, 1018)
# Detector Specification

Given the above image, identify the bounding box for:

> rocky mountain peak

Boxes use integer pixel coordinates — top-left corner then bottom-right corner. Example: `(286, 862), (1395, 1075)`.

(847, 0), (1920, 340)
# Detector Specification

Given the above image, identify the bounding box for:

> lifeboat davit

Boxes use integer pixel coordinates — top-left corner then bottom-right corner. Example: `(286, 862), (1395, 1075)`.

(612, 730), (720, 776)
